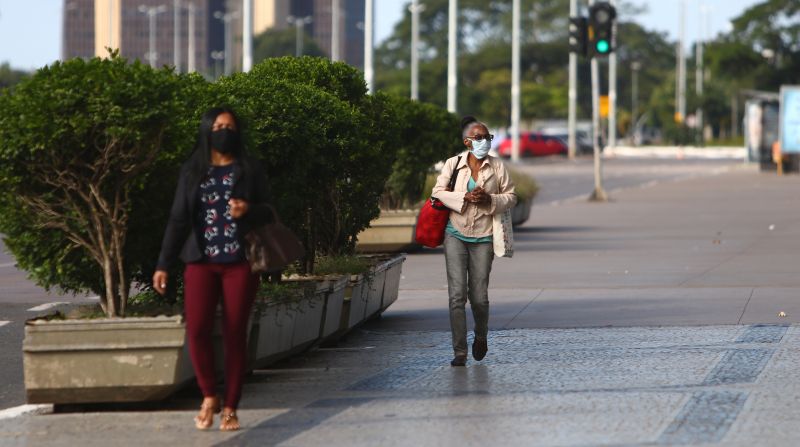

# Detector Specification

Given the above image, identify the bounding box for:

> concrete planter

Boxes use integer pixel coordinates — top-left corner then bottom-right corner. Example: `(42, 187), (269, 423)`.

(511, 197), (533, 227)
(320, 276), (349, 343)
(380, 255), (406, 312)
(341, 274), (369, 332)
(364, 260), (389, 320)
(250, 300), (297, 368)
(356, 209), (420, 253)
(23, 316), (193, 404)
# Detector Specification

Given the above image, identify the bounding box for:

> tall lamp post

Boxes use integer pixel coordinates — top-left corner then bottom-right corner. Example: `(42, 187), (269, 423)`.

(139, 4), (168, 68)
(631, 61), (641, 144)
(409, 0), (425, 100)
(242, 0), (253, 71)
(287, 15), (313, 57)
(446, 0), (457, 112)
(510, 0), (520, 162)
(173, 0), (181, 72)
(214, 9), (240, 75)
(364, 0), (374, 93)
(331, 0), (341, 61)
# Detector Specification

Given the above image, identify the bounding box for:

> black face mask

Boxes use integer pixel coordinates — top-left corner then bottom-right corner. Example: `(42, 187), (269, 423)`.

(211, 128), (239, 155)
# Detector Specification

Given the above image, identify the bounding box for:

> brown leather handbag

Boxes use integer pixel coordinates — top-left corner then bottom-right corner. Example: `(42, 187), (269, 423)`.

(244, 206), (305, 273)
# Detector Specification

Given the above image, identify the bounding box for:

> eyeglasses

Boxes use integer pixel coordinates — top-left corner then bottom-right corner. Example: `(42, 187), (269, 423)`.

(468, 134), (494, 142)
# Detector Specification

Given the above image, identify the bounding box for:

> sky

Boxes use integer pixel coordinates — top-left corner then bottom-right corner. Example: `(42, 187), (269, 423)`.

(0, 0), (763, 71)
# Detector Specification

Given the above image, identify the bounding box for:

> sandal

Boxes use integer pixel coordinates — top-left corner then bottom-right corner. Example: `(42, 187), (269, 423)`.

(194, 397), (221, 430)
(220, 410), (240, 431)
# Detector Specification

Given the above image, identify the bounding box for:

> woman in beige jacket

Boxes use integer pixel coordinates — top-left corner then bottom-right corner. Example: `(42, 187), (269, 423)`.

(432, 116), (517, 366)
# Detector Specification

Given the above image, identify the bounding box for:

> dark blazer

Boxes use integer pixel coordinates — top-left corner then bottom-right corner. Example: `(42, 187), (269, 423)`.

(156, 156), (273, 271)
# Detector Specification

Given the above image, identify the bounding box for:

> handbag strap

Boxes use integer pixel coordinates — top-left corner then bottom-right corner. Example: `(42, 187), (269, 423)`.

(447, 156), (462, 192)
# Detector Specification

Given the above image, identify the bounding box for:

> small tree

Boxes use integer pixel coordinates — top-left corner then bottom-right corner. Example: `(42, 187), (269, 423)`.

(382, 96), (462, 209)
(0, 56), (203, 317)
(218, 58), (399, 273)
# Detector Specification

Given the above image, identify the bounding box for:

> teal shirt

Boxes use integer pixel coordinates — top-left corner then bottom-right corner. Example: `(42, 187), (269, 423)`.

(446, 177), (493, 243)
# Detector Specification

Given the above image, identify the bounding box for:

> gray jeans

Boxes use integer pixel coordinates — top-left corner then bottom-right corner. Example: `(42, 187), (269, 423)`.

(444, 232), (494, 357)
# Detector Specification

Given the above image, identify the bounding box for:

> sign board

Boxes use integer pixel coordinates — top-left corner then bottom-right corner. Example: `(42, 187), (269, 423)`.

(779, 86), (800, 153)
(600, 95), (609, 118)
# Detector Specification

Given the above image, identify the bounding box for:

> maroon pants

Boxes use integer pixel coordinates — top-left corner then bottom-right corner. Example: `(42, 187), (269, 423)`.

(184, 261), (259, 409)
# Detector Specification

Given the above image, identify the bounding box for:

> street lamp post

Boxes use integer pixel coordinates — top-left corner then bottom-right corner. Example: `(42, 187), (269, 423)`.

(446, 0), (457, 112)
(242, 0), (253, 71)
(409, 0), (425, 100)
(511, 0), (520, 162)
(173, 0), (181, 72)
(287, 15), (313, 58)
(631, 61), (641, 144)
(211, 50), (224, 79)
(331, 0), (341, 61)
(214, 9), (240, 75)
(139, 4), (168, 68)
(567, 0), (578, 159)
(187, 1), (196, 72)
(364, 0), (374, 93)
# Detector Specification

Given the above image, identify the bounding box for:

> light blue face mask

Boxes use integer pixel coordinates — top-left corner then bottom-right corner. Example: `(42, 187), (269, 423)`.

(470, 138), (491, 159)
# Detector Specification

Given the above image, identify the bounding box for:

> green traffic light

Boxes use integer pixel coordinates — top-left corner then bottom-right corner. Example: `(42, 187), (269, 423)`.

(596, 39), (610, 53)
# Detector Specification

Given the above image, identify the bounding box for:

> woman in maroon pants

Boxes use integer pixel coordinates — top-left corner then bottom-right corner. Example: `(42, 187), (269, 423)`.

(153, 107), (272, 431)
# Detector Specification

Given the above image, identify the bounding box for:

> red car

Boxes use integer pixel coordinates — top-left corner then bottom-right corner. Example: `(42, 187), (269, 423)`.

(497, 133), (568, 157)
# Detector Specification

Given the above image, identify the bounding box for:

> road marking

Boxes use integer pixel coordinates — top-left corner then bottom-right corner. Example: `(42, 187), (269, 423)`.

(86, 295), (100, 300)
(0, 404), (53, 420)
(0, 321), (9, 328)
(0, 262), (16, 268)
(27, 302), (69, 312)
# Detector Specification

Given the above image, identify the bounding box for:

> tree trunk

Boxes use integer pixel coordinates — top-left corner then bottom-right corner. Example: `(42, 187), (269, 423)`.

(102, 254), (118, 317)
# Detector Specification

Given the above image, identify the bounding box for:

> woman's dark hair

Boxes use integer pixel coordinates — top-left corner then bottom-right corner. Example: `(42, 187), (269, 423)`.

(186, 107), (252, 188)
(460, 115), (478, 131)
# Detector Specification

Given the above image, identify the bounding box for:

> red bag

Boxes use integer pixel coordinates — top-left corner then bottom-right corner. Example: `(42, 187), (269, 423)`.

(415, 156), (461, 248)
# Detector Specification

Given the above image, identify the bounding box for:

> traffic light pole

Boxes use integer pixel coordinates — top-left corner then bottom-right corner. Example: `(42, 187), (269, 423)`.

(589, 0), (608, 202)
(511, 0), (521, 162)
(608, 0), (617, 150)
(567, 0), (578, 160)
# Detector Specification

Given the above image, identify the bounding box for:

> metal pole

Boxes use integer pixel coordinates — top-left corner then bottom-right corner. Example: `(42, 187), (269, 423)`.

(225, 15), (232, 74)
(331, 0), (341, 61)
(296, 21), (303, 56)
(511, 0), (521, 162)
(678, 0), (686, 126)
(608, 0), (617, 149)
(187, 2), (196, 72)
(632, 61), (640, 144)
(149, 11), (157, 67)
(364, 0), (374, 93)
(447, 0), (457, 112)
(173, 0), (181, 72)
(567, 0), (578, 159)
(589, 0), (607, 202)
(696, 4), (705, 144)
(243, 0), (252, 71)
(109, 0), (114, 49)
(410, 0), (421, 100)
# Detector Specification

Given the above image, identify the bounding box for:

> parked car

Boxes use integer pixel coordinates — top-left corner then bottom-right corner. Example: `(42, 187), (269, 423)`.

(497, 132), (568, 157)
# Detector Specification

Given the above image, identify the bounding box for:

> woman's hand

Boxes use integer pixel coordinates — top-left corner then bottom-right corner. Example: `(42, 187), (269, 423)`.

(229, 199), (249, 219)
(465, 187), (491, 205)
(153, 270), (168, 296)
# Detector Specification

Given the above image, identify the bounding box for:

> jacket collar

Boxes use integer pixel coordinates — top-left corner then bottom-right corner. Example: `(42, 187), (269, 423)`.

(456, 151), (492, 170)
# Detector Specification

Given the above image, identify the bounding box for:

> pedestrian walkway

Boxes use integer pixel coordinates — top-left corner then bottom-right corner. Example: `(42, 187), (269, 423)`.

(1, 324), (798, 446)
(2, 161), (800, 446)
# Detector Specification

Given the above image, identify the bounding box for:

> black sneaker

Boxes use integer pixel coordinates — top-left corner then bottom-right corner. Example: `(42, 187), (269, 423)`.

(472, 338), (488, 361)
(450, 356), (467, 367)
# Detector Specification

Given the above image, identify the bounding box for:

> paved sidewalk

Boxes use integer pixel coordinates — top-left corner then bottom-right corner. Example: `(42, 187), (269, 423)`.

(3, 161), (800, 446)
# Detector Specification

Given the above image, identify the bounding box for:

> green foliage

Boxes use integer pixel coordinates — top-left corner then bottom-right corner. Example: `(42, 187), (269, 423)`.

(253, 28), (326, 62)
(216, 57), (397, 272)
(312, 255), (370, 276)
(0, 62), (29, 89)
(0, 55), (204, 316)
(381, 96), (462, 209)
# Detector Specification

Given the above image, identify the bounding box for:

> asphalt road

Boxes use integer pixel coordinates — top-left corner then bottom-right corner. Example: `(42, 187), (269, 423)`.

(0, 156), (746, 412)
